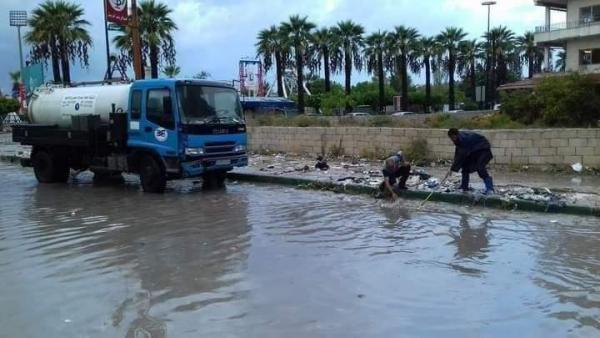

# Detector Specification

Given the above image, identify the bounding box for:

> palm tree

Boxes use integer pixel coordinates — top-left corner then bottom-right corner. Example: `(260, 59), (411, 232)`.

(517, 32), (543, 78)
(437, 27), (467, 110)
(114, 0), (177, 79)
(192, 71), (211, 79)
(388, 26), (420, 111)
(162, 65), (180, 78)
(256, 25), (287, 97)
(25, 0), (92, 84)
(9, 71), (20, 98)
(484, 26), (517, 104)
(457, 39), (480, 103)
(556, 50), (566, 72)
(310, 28), (335, 92)
(280, 15), (316, 114)
(416, 37), (439, 113)
(331, 20), (364, 95)
(364, 31), (388, 112)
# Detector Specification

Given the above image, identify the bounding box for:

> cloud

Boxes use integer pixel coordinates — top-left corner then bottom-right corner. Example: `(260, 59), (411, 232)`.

(0, 0), (556, 93)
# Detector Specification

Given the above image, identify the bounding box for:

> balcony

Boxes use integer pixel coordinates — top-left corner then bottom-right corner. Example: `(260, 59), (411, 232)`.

(535, 20), (600, 45)
(533, 0), (567, 10)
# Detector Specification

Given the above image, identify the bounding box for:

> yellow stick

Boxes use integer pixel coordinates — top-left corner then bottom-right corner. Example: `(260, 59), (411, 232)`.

(418, 171), (451, 210)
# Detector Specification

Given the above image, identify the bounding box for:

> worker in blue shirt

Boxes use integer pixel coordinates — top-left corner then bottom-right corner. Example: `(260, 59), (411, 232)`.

(447, 128), (494, 194)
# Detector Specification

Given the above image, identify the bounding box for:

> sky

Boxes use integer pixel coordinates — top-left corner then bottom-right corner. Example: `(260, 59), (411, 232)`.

(0, 0), (562, 94)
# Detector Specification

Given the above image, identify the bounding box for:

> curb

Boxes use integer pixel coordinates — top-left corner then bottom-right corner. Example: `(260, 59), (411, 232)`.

(227, 172), (600, 218)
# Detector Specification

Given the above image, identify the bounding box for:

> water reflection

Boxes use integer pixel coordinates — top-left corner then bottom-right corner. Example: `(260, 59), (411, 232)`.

(451, 215), (491, 259)
(28, 183), (251, 337)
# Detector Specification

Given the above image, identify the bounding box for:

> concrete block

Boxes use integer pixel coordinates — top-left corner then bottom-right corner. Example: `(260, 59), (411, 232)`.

(576, 147), (595, 156)
(587, 138), (599, 147)
(564, 155), (583, 164)
(506, 148), (523, 156)
(550, 139), (569, 147)
(577, 129), (597, 138)
(499, 140), (517, 148)
(559, 130), (578, 138)
(533, 139), (551, 147)
(569, 138), (588, 147)
(521, 147), (540, 156)
(510, 156), (529, 164)
(493, 155), (509, 164)
(539, 147), (556, 156)
(492, 147), (506, 156)
(542, 130), (560, 139)
(557, 147), (575, 156)
(516, 139), (533, 148)
(583, 156), (600, 166)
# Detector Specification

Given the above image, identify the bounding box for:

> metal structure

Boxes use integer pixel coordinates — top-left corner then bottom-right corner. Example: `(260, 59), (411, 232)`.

(9, 10), (28, 112)
(482, 1), (496, 109)
(239, 59), (264, 97)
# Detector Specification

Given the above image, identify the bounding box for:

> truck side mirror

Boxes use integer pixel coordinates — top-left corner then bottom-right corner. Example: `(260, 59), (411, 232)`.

(163, 96), (173, 116)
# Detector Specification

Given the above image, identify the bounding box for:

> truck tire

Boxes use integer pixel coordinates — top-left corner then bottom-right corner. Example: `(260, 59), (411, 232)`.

(139, 155), (166, 193)
(32, 150), (69, 183)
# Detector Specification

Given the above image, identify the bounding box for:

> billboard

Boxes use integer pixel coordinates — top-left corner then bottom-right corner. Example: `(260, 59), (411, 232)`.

(105, 0), (128, 26)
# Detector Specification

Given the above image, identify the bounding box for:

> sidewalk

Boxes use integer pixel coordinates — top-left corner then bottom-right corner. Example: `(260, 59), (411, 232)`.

(1, 132), (599, 212)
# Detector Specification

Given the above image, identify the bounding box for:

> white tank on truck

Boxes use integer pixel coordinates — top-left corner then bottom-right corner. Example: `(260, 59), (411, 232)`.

(27, 84), (132, 127)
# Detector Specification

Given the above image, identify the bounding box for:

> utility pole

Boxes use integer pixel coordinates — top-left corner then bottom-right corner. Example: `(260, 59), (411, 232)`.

(482, 1), (496, 109)
(130, 0), (143, 80)
(103, 0), (112, 80)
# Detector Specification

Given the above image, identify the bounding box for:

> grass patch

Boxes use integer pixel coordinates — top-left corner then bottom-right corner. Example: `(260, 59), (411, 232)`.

(404, 138), (431, 166)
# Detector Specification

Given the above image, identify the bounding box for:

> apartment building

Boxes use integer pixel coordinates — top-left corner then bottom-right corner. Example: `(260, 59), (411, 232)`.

(535, 0), (600, 73)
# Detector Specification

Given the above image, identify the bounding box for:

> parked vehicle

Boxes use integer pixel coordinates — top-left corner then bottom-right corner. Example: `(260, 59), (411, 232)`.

(391, 111), (416, 117)
(348, 112), (371, 117)
(12, 79), (248, 193)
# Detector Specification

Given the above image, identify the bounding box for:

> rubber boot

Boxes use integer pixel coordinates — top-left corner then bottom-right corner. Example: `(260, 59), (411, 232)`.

(461, 172), (470, 192)
(483, 176), (495, 195)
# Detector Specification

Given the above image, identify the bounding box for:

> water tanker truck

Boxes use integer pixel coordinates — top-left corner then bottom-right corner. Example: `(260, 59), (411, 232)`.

(12, 79), (248, 193)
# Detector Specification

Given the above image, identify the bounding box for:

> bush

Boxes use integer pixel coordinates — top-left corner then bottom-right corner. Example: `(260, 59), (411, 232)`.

(404, 138), (430, 165)
(502, 74), (600, 127)
(0, 97), (19, 120)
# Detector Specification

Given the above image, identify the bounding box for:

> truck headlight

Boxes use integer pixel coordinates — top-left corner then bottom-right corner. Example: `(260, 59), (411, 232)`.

(185, 147), (205, 156)
(234, 145), (246, 153)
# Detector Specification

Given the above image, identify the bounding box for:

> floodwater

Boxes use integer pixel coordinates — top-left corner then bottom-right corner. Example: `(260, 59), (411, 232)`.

(0, 162), (599, 338)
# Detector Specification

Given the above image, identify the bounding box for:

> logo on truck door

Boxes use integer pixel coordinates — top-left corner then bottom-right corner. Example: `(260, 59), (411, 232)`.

(154, 127), (168, 142)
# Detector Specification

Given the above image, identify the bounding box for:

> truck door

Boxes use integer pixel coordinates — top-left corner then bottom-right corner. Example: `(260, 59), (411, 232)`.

(139, 88), (178, 156)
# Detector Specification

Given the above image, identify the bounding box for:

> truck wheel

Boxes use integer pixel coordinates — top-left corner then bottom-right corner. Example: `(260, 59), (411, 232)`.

(52, 152), (70, 183)
(32, 150), (56, 183)
(139, 155), (166, 193)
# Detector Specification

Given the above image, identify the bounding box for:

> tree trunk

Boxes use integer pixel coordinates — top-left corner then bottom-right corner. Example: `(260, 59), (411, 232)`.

(528, 54), (534, 79)
(50, 37), (61, 83)
(425, 56), (431, 113)
(378, 51), (385, 113)
(324, 47), (331, 92)
(275, 52), (284, 97)
(60, 42), (70, 85)
(344, 48), (352, 95)
(296, 46), (305, 114)
(401, 53), (408, 111)
(150, 45), (159, 79)
(448, 52), (455, 111)
(470, 60), (476, 103)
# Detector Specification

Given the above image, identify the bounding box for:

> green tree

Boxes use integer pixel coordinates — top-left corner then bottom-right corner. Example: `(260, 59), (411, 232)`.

(114, 0), (177, 79)
(415, 37), (440, 113)
(388, 26), (420, 111)
(309, 28), (336, 92)
(437, 27), (467, 110)
(517, 32), (543, 78)
(457, 39), (481, 103)
(483, 26), (520, 103)
(25, 0), (92, 84)
(280, 15), (316, 114)
(331, 20), (364, 95)
(162, 65), (180, 78)
(192, 71), (211, 79)
(364, 31), (389, 112)
(256, 25), (287, 97)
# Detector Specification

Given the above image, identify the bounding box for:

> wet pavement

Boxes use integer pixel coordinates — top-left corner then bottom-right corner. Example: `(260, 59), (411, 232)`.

(1, 162), (599, 338)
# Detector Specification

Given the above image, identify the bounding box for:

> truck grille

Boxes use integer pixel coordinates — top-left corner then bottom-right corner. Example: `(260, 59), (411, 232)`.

(204, 141), (235, 154)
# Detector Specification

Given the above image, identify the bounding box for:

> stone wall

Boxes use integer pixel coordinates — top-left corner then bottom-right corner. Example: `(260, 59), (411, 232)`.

(247, 127), (600, 166)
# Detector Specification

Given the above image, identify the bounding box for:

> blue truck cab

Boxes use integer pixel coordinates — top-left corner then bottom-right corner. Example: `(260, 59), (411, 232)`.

(127, 79), (248, 181)
(12, 79), (248, 193)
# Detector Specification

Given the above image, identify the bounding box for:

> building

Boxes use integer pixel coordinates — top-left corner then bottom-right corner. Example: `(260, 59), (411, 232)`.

(535, 0), (600, 73)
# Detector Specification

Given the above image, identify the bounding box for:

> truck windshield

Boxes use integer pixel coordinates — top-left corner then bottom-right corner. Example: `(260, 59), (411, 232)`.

(176, 85), (242, 124)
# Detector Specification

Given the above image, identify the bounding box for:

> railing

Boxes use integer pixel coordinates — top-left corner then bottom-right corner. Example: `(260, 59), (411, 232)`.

(535, 19), (600, 33)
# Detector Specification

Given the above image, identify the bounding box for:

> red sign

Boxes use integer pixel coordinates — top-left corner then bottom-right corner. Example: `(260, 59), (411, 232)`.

(105, 0), (128, 26)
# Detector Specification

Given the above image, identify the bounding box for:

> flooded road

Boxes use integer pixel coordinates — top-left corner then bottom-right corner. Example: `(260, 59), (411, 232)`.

(0, 162), (599, 338)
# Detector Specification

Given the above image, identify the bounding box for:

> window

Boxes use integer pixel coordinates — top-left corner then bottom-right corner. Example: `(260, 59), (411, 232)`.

(130, 90), (142, 120)
(580, 5), (600, 24)
(146, 89), (174, 129)
(579, 49), (600, 65)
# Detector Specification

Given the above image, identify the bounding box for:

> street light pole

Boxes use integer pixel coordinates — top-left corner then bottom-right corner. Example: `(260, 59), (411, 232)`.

(9, 11), (27, 80)
(482, 1), (496, 109)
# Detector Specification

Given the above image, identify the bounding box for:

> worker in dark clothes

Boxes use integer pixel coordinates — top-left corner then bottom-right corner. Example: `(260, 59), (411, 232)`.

(447, 128), (494, 194)
(380, 152), (411, 200)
